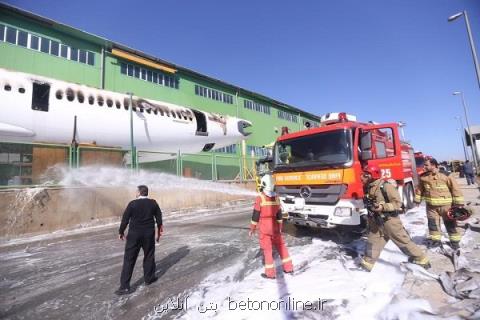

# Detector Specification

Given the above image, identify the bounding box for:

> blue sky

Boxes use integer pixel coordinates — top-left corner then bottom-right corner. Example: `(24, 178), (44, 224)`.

(4, 0), (480, 160)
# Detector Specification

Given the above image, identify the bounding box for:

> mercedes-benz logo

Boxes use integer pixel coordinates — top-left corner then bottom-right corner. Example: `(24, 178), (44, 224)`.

(300, 186), (312, 199)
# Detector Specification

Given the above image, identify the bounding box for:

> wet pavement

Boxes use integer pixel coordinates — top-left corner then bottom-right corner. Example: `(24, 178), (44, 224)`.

(0, 204), (257, 320)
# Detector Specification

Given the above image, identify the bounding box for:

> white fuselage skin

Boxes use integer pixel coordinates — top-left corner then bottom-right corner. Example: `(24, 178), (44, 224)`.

(0, 68), (251, 156)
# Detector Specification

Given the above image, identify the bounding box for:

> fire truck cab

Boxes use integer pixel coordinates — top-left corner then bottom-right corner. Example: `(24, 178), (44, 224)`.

(273, 112), (418, 229)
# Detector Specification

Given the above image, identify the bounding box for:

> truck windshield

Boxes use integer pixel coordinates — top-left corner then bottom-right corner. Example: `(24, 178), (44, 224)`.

(274, 129), (352, 169)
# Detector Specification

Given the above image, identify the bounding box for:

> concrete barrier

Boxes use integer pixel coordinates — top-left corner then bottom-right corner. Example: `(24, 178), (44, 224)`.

(0, 182), (256, 238)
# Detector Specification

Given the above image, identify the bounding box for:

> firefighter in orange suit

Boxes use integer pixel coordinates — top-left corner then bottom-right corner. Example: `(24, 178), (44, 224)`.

(414, 158), (464, 249)
(249, 174), (293, 279)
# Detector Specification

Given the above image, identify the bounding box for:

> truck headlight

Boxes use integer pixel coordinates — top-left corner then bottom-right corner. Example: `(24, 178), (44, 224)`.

(334, 207), (352, 217)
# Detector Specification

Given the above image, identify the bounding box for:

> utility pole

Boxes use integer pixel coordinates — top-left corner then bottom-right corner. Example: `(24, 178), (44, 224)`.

(127, 92), (136, 170)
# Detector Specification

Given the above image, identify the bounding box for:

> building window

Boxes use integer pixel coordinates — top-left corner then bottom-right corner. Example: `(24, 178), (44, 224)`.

(0, 25), (96, 66)
(214, 144), (237, 154)
(246, 145), (268, 157)
(70, 48), (78, 61)
(79, 49), (87, 64)
(194, 84), (233, 105)
(40, 38), (50, 54)
(119, 62), (179, 89)
(243, 99), (270, 115)
(277, 110), (298, 123)
(17, 30), (28, 47)
(120, 62), (127, 75)
(30, 35), (39, 50)
(0, 24), (4, 42)
(87, 51), (95, 66)
(60, 44), (68, 58)
(50, 40), (59, 56)
(6, 26), (16, 44)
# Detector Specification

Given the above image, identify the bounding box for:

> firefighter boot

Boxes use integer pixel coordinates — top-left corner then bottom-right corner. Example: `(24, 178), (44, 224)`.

(261, 273), (276, 280)
(449, 241), (460, 250)
(408, 256), (431, 269)
(359, 258), (374, 272)
(426, 239), (441, 249)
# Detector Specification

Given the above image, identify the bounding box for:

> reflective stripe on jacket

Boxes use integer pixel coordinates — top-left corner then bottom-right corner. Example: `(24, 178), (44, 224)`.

(251, 193), (282, 235)
(414, 171), (464, 206)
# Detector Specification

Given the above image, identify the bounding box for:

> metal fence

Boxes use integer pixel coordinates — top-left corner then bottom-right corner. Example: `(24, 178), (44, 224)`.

(0, 141), (259, 187)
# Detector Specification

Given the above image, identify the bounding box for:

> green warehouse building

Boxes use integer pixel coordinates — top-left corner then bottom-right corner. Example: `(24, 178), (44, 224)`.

(0, 3), (320, 185)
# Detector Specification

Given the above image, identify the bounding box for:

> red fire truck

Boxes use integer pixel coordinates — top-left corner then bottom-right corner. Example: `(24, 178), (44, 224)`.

(273, 112), (418, 230)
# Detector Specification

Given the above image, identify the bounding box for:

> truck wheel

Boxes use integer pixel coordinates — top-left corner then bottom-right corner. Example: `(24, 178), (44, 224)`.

(403, 183), (414, 209)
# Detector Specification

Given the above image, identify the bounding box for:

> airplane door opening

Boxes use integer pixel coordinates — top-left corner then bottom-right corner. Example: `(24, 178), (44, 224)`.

(32, 82), (50, 112)
(193, 110), (208, 136)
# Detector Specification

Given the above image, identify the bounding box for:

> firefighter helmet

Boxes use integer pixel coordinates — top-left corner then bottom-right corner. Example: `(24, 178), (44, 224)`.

(363, 164), (381, 179)
(260, 174), (275, 195)
(447, 206), (472, 221)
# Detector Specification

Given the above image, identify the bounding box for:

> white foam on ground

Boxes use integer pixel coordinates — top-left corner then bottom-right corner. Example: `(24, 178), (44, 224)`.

(143, 207), (434, 320)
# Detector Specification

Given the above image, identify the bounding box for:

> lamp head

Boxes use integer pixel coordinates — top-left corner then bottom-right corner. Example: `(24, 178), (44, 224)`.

(448, 12), (464, 22)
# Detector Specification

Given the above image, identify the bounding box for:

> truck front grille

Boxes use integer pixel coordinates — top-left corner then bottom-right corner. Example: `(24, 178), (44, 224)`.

(277, 184), (347, 205)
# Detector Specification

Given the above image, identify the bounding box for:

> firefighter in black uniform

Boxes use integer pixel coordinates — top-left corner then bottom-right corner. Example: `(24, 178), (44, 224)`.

(115, 185), (163, 295)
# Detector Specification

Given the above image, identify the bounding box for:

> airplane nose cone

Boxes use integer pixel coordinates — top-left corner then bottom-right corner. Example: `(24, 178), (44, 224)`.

(238, 120), (252, 136)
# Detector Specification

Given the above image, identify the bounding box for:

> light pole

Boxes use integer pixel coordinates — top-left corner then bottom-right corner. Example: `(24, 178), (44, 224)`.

(453, 91), (478, 168)
(398, 121), (406, 141)
(455, 116), (469, 161)
(448, 10), (480, 90)
(127, 92), (136, 170)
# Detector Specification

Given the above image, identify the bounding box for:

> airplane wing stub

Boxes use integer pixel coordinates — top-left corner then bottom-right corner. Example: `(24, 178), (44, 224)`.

(0, 122), (35, 137)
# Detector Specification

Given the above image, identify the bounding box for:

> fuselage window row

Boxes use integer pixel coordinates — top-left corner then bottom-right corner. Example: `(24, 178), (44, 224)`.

(52, 88), (193, 121)
(3, 83), (25, 93)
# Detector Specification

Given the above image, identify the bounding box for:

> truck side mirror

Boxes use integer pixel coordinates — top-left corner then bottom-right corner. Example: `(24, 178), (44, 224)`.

(360, 131), (372, 151)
